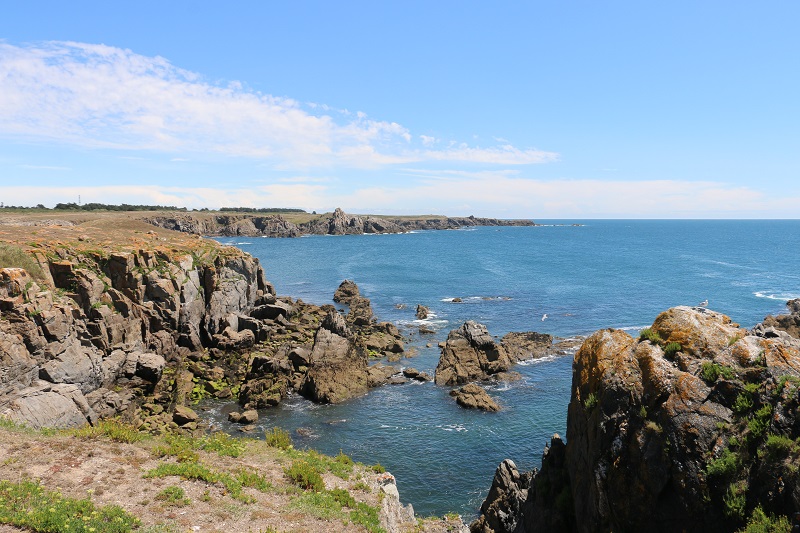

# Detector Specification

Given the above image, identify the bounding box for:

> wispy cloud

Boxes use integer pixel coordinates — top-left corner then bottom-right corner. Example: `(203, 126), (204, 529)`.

(17, 164), (70, 171)
(0, 41), (556, 169)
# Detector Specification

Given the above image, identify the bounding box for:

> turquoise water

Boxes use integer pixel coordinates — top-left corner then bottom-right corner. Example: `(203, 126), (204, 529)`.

(206, 220), (800, 517)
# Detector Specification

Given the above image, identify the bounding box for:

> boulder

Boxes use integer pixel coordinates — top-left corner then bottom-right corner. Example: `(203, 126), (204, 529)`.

(415, 305), (429, 319)
(173, 405), (199, 426)
(402, 367), (432, 382)
(449, 383), (500, 412)
(435, 321), (512, 385)
(300, 327), (369, 404)
(0, 382), (96, 429)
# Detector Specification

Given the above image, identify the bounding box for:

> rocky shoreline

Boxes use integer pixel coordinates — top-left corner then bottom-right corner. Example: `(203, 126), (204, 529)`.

(0, 213), (567, 532)
(3, 212), (797, 531)
(143, 207), (538, 237)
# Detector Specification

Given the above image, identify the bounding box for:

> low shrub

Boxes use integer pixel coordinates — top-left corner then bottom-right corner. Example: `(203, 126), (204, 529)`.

(155, 485), (190, 506)
(663, 341), (682, 357)
(265, 427), (292, 450)
(737, 505), (792, 533)
(285, 460), (325, 492)
(700, 362), (735, 383)
(706, 448), (738, 478)
(639, 328), (663, 344)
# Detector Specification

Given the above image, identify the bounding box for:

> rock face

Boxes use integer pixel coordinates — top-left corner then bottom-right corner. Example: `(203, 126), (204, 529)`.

(473, 306), (800, 532)
(0, 241), (267, 428)
(450, 383), (501, 412)
(435, 322), (513, 385)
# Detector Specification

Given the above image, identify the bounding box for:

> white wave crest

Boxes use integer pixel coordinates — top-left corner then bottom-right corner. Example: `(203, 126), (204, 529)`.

(754, 291), (800, 301)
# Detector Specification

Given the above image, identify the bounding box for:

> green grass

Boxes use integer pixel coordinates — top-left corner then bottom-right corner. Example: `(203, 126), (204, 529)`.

(284, 448), (354, 480)
(69, 420), (146, 444)
(288, 489), (383, 533)
(143, 461), (255, 503)
(0, 479), (139, 532)
(152, 432), (245, 462)
(723, 481), (747, 520)
(747, 405), (773, 440)
(764, 433), (800, 458)
(0, 243), (46, 281)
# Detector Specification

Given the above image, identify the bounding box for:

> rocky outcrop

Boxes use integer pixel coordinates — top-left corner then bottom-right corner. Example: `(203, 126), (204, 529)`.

(0, 238), (268, 428)
(435, 322), (513, 385)
(501, 332), (554, 363)
(143, 208), (537, 238)
(143, 214), (302, 237)
(474, 306), (800, 532)
(333, 279), (360, 304)
(450, 383), (501, 412)
(301, 326), (370, 404)
(758, 298), (800, 339)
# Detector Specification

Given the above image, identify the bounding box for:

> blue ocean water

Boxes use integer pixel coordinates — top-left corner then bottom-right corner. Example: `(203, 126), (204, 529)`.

(206, 220), (800, 518)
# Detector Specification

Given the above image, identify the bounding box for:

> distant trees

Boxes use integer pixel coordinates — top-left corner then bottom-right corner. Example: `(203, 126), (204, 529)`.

(219, 207), (306, 214)
(53, 203), (187, 212)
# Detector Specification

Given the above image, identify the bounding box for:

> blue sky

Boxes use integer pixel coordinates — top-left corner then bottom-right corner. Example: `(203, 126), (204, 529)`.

(0, 1), (798, 218)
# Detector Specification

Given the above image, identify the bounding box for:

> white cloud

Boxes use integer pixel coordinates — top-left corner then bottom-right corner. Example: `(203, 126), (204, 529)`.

(0, 41), (555, 168)
(2, 177), (796, 219)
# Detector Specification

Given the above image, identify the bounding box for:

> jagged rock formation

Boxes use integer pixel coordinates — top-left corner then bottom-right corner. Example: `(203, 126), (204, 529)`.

(143, 208), (537, 238)
(435, 322), (560, 386)
(142, 214), (302, 237)
(0, 236), (267, 428)
(435, 322), (513, 385)
(0, 225), (407, 429)
(474, 305), (800, 532)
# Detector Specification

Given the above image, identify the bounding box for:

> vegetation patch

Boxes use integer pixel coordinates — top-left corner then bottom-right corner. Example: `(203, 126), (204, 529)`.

(154, 486), (190, 507)
(700, 362), (735, 383)
(737, 505), (792, 533)
(639, 328), (663, 344)
(285, 460), (325, 492)
(0, 243), (46, 281)
(264, 427), (292, 450)
(706, 448), (739, 478)
(69, 420), (146, 444)
(0, 479), (139, 532)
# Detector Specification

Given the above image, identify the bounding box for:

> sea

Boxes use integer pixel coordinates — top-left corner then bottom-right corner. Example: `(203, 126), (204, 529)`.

(203, 220), (800, 518)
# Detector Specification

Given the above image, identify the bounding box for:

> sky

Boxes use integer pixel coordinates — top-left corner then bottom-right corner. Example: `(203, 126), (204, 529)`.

(0, 1), (798, 218)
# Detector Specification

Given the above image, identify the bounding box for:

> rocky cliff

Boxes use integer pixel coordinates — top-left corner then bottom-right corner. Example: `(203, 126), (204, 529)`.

(474, 304), (800, 532)
(0, 221), (406, 431)
(144, 207), (536, 237)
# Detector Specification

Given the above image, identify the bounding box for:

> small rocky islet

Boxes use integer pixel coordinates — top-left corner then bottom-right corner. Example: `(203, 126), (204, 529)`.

(1, 209), (799, 532)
